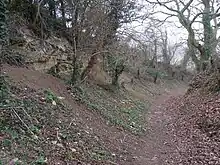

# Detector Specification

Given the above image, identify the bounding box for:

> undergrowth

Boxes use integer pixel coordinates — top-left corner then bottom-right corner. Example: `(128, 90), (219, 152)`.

(71, 83), (148, 135)
(0, 78), (116, 164)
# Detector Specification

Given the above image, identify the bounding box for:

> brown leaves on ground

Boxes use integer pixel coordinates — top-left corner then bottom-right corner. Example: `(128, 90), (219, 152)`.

(166, 91), (220, 165)
(3, 64), (220, 165)
(0, 85), (117, 164)
(188, 70), (220, 94)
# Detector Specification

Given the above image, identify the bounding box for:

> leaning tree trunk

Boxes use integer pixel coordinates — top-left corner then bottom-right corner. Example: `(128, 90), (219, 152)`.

(80, 54), (98, 81)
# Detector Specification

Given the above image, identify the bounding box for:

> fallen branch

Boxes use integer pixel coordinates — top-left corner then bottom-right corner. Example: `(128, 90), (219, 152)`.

(10, 107), (36, 137)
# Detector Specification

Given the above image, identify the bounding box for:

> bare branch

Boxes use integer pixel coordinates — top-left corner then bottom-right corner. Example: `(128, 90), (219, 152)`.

(156, 0), (179, 13)
(181, 0), (194, 13)
(190, 12), (203, 26)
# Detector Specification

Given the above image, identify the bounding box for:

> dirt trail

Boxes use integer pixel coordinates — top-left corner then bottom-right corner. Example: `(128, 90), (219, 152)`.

(3, 64), (187, 165)
(130, 88), (186, 165)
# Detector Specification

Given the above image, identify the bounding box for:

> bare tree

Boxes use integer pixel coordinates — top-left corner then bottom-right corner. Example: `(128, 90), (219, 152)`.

(146, 0), (220, 71)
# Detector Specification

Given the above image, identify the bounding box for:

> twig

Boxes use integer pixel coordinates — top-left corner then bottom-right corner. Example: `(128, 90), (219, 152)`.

(10, 108), (35, 136)
(20, 106), (34, 124)
(67, 119), (75, 129)
(33, 0), (44, 26)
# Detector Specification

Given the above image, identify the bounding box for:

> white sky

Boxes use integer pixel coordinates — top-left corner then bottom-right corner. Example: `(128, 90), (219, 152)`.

(128, 0), (219, 44)
(129, 0), (187, 43)
(121, 0), (220, 65)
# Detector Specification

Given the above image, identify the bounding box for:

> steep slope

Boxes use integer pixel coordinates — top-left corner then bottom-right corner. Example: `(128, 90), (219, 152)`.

(165, 75), (220, 164)
(1, 64), (188, 165)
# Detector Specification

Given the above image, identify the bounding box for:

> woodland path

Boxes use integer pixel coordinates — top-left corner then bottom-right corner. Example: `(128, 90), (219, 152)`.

(130, 87), (187, 165)
(3, 64), (187, 165)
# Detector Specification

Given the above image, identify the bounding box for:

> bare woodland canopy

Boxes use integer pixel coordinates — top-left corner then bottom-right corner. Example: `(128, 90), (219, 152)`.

(0, 0), (220, 77)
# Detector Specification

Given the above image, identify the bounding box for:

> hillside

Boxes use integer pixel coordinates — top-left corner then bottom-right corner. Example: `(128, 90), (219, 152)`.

(1, 1), (220, 164)
(165, 72), (220, 164)
(0, 63), (187, 165)
(0, 12), (191, 165)
(1, 62), (220, 165)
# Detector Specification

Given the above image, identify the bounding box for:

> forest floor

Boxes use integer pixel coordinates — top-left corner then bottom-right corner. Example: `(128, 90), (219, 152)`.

(2, 64), (215, 165)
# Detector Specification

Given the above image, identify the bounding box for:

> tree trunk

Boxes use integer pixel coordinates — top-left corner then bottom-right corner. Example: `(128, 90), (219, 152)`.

(136, 68), (140, 79)
(162, 30), (170, 68)
(0, 0), (8, 94)
(80, 54), (98, 80)
(59, 0), (66, 27)
(71, 55), (77, 83)
(202, 0), (213, 63)
(70, 0), (80, 84)
(112, 64), (125, 86)
(181, 74), (184, 81)
(112, 72), (119, 86)
(0, 0), (8, 73)
(187, 35), (200, 71)
(153, 72), (158, 84)
(172, 71), (175, 78)
(0, 0), (8, 46)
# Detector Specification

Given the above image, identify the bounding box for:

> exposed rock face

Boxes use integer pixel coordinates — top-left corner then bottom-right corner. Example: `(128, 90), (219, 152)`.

(9, 22), (71, 71)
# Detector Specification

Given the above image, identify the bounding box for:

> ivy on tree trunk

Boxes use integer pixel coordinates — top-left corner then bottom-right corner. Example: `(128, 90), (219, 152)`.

(112, 60), (125, 86)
